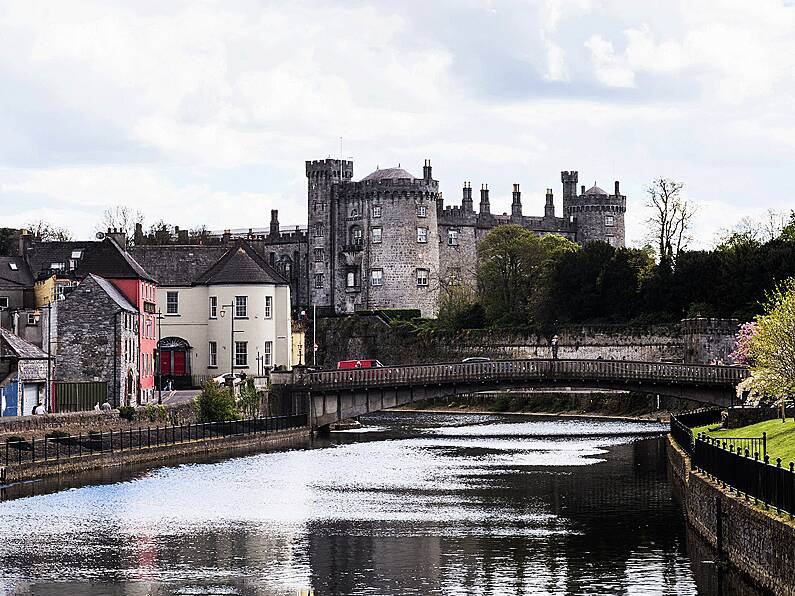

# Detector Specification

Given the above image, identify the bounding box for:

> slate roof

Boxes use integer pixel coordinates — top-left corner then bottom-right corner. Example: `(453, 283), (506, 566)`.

(24, 238), (155, 282)
(583, 185), (609, 197)
(0, 257), (34, 289)
(25, 241), (96, 279)
(85, 274), (138, 313)
(361, 167), (416, 181)
(195, 242), (287, 286)
(129, 245), (230, 286)
(0, 328), (48, 359)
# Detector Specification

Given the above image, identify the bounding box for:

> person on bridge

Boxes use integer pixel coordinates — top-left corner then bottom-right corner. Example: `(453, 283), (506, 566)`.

(551, 335), (559, 360)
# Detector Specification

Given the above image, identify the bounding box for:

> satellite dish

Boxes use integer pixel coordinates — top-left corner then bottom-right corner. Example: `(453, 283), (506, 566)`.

(96, 231), (105, 239)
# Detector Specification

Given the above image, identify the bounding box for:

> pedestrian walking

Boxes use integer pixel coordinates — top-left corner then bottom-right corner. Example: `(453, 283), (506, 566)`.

(551, 335), (559, 360)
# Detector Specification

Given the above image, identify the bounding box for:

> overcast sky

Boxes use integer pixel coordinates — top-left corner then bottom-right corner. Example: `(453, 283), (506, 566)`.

(1, 0), (794, 247)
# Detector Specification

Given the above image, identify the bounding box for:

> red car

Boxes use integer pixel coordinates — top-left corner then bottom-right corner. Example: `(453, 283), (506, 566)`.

(337, 359), (384, 369)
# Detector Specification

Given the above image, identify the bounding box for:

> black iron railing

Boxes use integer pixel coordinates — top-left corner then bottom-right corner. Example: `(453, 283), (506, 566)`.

(1, 414), (307, 468)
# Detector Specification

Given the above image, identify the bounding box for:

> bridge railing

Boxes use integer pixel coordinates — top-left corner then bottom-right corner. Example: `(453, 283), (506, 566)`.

(306, 359), (748, 390)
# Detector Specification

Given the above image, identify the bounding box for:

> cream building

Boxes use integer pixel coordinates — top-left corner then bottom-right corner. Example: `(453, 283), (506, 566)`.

(131, 241), (292, 388)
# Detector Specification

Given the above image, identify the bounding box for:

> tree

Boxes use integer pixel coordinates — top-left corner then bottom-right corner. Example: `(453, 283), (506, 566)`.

(96, 205), (144, 243)
(193, 381), (241, 422)
(645, 178), (695, 262)
(25, 219), (72, 241)
(745, 278), (795, 401)
(147, 220), (175, 245)
(437, 283), (484, 331)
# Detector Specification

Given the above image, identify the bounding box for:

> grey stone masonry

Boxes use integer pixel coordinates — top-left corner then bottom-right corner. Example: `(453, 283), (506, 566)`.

(55, 275), (139, 406)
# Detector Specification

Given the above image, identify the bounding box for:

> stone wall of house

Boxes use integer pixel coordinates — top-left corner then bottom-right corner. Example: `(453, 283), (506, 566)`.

(667, 436), (795, 595)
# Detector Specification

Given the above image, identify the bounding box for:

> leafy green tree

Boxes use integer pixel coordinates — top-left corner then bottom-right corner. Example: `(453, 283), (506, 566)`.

(745, 278), (795, 400)
(193, 381), (241, 422)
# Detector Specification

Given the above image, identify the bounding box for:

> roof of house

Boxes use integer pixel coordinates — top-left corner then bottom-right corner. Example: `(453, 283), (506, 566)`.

(24, 238), (155, 283)
(82, 274), (138, 313)
(195, 242), (287, 285)
(129, 245), (231, 286)
(0, 328), (48, 359)
(0, 256), (34, 289)
(361, 167), (416, 181)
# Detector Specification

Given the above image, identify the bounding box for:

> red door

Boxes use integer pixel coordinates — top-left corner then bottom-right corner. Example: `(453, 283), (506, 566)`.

(160, 351), (172, 375)
(173, 351), (187, 376)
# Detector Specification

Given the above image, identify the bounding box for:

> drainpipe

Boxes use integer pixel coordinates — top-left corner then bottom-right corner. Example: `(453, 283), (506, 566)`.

(113, 310), (121, 407)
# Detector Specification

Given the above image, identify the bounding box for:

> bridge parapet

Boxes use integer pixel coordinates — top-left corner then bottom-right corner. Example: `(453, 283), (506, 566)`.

(305, 359), (748, 391)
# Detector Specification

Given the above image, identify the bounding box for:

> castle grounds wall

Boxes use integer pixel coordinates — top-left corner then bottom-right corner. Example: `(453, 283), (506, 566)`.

(667, 435), (795, 594)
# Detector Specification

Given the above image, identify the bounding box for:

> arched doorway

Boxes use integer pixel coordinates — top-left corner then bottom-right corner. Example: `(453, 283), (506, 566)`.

(126, 370), (135, 406)
(158, 337), (192, 389)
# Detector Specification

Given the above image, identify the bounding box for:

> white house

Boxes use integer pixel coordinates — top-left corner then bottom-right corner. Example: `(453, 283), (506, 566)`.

(131, 241), (292, 388)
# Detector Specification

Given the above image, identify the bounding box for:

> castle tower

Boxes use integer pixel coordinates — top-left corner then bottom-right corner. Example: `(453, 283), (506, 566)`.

(479, 184), (490, 215)
(544, 189), (555, 219)
(306, 158), (354, 310)
(561, 170), (578, 218)
(561, 173), (626, 247)
(511, 183), (522, 221)
(462, 182), (473, 212)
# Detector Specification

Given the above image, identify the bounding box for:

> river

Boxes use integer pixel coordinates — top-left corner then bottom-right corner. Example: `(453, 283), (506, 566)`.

(0, 412), (765, 595)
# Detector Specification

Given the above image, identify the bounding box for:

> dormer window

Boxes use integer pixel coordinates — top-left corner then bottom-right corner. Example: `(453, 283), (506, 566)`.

(71, 249), (84, 259)
(8, 263), (17, 271)
(51, 262), (64, 270)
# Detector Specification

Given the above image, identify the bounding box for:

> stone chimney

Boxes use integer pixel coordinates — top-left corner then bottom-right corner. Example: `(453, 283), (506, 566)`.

(511, 183), (522, 219)
(423, 159), (432, 181)
(270, 209), (280, 237)
(479, 184), (490, 215)
(462, 182), (473, 212)
(545, 188), (555, 218)
(107, 227), (127, 248)
(614, 180), (620, 196)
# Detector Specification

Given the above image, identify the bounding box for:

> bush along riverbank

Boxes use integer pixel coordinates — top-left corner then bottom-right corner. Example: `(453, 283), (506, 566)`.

(401, 389), (698, 420)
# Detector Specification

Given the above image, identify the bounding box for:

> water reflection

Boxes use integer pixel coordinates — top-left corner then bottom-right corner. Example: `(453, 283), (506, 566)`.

(0, 412), (765, 595)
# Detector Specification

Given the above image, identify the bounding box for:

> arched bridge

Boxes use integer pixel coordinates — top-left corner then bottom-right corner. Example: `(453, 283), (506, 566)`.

(297, 359), (748, 429)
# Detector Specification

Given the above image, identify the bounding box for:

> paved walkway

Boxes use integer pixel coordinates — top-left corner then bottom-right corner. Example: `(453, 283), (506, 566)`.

(160, 389), (201, 405)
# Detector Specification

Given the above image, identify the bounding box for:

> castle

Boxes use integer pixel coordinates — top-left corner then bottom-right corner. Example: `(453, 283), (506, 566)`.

(136, 158), (627, 318)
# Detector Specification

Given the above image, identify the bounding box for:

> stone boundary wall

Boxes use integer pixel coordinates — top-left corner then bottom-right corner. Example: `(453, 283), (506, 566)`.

(2, 426), (309, 483)
(0, 402), (196, 440)
(667, 435), (795, 594)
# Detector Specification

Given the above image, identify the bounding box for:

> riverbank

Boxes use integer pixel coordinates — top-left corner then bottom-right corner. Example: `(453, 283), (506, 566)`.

(395, 405), (669, 423)
(667, 434), (795, 594)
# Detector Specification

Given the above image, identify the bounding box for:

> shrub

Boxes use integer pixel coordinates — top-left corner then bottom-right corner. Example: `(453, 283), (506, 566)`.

(239, 379), (261, 418)
(194, 381), (241, 423)
(118, 406), (136, 422)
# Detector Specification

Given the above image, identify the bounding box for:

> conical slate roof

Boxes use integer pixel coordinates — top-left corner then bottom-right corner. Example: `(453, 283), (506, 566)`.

(583, 184), (608, 196)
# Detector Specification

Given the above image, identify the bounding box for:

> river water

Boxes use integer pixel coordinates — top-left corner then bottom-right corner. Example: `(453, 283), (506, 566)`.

(0, 412), (765, 595)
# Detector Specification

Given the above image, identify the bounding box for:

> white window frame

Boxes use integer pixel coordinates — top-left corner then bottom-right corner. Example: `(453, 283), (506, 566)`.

(371, 269), (383, 286)
(264, 295), (273, 319)
(372, 227), (382, 243)
(209, 296), (217, 319)
(605, 215), (615, 227)
(234, 341), (248, 367)
(417, 227), (428, 243)
(448, 230), (459, 246)
(234, 295), (247, 318)
(372, 205), (382, 218)
(27, 312), (39, 326)
(8, 263), (18, 271)
(208, 341), (217, 367)
(606, 234), (615, 246)
(416, 268), (429, 287)
(417, 205), (428, 218)
(264, 341), (272, 367)
(166, 291), (179, 314)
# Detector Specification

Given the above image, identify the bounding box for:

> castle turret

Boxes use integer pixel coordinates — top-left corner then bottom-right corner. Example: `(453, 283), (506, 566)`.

(544, 188), (555, 219)
(269, 209), (280, 237)
(462, 181), (473, 212)
(561, 171), (578, 217)
(479, 184), (490, 215)
(511, 183), (522, 220)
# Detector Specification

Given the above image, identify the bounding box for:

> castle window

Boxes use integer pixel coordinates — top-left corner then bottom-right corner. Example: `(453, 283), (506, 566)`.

(346, 268), (359, 288)
(372, 227), (382, 243)
(606, 234), (615, 246)
(605, 215), (615, 227)
(417, 227), (428, 243)
(417, 205), (428, 218)
(416, 268), (429, 287)
(351, 227), (363, 246)
(314, 273), (324, 289)
(448, 230), (459, 246)
(313, 248), (323, 262)
(351, 208), (359, 218)
(372, 205), (382, 218)
(313, 223), (323, 238)
(371, 269), (383, 286)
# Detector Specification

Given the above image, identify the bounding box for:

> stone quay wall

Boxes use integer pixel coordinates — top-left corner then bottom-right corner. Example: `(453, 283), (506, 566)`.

(2, 425), (309, 483)
(667, 435), (795, 594)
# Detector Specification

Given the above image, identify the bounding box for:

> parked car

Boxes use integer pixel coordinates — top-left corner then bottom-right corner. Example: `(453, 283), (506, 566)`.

(212, 372), (246, 386)
(337, 359), (384, 369)
(462, 356), (491, 363)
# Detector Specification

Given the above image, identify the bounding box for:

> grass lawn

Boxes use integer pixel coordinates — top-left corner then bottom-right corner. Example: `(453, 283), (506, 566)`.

(693, 418), (795, 465)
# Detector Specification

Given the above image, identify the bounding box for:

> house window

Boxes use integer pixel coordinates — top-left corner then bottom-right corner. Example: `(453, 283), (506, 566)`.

(264, 341), (273, 367)
(372, 227), (382, 243)
(372, 205), (382, 218)
(50, 262), (64, 270)
(71, 249), (83, 259)
(448, 230), (459, 246)
(235, 341), (248, 367)
(0, 297), (8, 309)
(417, 227), (428, 243)
(145, 317), (153, 338)
(314, 273), (324, 289)
(209, 296), (217, 319)
(351, 227), (363, 246)
(371, 269), (383, 286)
(265, 296), (272, 319)
(605, 215), (615, 227)
(208, 341), (217, 367)
(235, 295), (248, 318)
(27, 312), (39, 326)
(313, 248), (323, 262)
(416, 268), (429, 287)
(166, 291), (179, 314)
(417, 205), (427, 217)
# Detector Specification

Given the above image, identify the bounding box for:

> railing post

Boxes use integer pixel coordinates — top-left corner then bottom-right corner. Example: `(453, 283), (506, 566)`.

(763, 432), (767, 457)
(32, 437), (35, 464)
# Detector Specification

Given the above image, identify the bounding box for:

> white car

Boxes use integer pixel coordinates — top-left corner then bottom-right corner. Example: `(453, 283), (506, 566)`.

(212, 372), (244, 386)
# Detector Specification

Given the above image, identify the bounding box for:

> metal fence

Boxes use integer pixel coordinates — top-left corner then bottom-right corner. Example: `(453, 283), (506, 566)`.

(1, 414), (307, 468)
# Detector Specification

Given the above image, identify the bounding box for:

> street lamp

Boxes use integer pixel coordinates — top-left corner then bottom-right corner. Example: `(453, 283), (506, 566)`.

(220, 303), (243, 374)
(155, 309), (164, 404)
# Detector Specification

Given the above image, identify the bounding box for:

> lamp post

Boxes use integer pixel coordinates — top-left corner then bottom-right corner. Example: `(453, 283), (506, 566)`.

(220, 303), (242, 374)
(156, 309), (164, 404)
